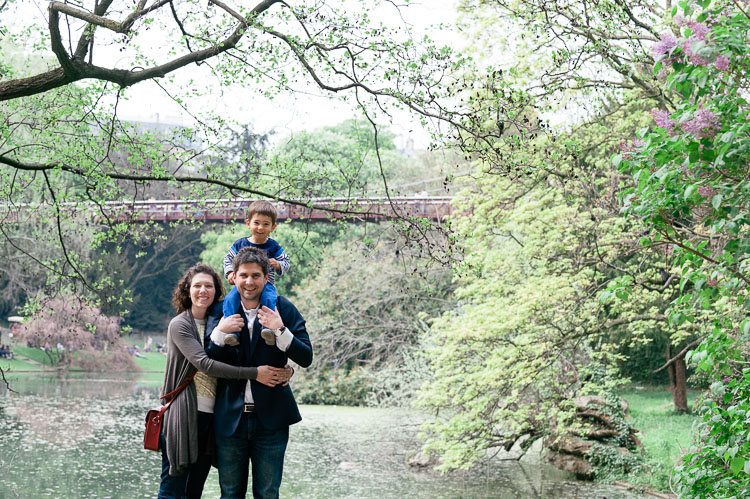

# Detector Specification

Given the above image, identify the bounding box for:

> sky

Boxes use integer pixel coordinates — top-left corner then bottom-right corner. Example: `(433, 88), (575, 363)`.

(8, 0), (463, 149)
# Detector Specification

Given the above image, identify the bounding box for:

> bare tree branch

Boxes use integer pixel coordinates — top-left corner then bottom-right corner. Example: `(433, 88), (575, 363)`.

(653, 338), (703, 373)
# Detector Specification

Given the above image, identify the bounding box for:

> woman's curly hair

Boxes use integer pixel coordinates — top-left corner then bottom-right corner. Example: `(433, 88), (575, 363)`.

(171, 263), (225, 313)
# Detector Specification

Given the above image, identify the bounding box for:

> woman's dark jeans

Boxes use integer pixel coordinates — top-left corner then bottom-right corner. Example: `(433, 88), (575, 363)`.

(158, 411), (214, 499)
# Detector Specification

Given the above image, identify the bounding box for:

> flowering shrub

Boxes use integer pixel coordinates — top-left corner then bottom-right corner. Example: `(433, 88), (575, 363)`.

(16, 292), (136, 372)
(615, 0), (750, 496)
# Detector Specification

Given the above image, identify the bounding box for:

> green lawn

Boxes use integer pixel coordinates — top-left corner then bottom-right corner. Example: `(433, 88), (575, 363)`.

(620, 388), (700, 491)
(13, 346), (62, 366)
(133, 351), (167, 372)
(8, 343), (166, 373)
(0, 356), (45, 372)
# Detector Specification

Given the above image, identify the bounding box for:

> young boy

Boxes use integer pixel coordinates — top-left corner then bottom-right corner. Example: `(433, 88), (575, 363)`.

(222, 200), (290, 345)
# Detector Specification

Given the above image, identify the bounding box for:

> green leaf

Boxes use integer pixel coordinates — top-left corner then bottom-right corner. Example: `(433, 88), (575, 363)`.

(711, 194), (723, 210)
(730, 457), (745, 474)
(685, 184), (697, 200)
(612, 154), (622, 167)
(696, 72), (708, 89)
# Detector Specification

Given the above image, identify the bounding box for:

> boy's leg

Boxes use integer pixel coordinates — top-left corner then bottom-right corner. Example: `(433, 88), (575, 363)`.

(259, 283), (278, 311)
(223, 286), (242, 343)
(223, 286), (241, 317)
(259, 283), (278, 346)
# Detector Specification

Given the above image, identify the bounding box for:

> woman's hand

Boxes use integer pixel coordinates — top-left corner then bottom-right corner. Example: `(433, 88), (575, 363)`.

(257, 306), (284, 330)
(256, 365), (294, 387)
(217, 314), (244, 333)
(281, 364), (294, 387)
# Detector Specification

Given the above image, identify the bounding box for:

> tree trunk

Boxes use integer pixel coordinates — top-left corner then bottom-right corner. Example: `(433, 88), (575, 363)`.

(666, 343), (676, 391)
(673, 357), (688, 413)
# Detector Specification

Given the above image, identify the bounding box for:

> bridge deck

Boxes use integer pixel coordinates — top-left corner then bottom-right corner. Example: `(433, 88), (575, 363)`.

(3, 197), (454, 223)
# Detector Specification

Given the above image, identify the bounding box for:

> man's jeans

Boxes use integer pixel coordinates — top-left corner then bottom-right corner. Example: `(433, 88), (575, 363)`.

(216, 411), (289, 499)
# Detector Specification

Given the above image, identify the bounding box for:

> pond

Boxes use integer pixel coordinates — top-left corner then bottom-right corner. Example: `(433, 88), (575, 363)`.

(0, 374), (642, 498)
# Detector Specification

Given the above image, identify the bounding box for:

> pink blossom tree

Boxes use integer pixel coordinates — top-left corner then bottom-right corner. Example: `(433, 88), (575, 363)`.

(15, 292), (136, 372)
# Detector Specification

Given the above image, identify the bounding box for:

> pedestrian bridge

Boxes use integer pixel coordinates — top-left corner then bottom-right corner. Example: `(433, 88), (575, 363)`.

(28, 197), (454, 223)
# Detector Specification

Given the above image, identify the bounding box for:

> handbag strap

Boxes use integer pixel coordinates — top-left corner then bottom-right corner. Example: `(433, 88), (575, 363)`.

(160, 370), (197, 402)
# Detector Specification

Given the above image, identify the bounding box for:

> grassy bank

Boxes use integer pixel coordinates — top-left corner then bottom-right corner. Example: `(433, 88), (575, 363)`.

(2, 344), (166, 374)
(13, 346), (62, 366)
(617, 388), (699, 492)
(132, 352), (167, 372)
(0, 356), (45, 372)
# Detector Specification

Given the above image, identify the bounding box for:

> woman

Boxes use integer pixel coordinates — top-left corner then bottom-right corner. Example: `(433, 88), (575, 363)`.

(159, 263), (292, 498)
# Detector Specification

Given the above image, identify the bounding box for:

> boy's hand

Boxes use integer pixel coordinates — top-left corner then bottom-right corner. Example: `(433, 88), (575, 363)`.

(269, 258), (281, 271)
(227, 271), (235, 285)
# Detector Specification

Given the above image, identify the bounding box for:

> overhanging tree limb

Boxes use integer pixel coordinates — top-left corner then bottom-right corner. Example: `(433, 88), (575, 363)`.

(0, 154), (400, 218)
(0, 0), (283, 101)
(653, 338), (703, 373)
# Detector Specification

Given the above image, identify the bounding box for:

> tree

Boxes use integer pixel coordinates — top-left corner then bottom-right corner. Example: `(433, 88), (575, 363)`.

(15, 291), (136, 371)
(415, 115), (674, 470)
(614, 1), (750, 494)
(413, 0), (714, 475)
(269, 119), (398, 198)
(0, 0), (478, 384)
(290, 228), (456, 405)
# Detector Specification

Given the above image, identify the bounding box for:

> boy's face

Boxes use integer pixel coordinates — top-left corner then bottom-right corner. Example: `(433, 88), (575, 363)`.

(246, 213), (276, 243)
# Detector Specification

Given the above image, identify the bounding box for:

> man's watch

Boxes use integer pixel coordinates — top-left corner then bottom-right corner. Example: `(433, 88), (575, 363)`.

(273, 326), (287, 338)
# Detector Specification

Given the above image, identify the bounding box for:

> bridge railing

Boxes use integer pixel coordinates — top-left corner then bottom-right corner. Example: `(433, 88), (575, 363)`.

(1, 197), (454, 223)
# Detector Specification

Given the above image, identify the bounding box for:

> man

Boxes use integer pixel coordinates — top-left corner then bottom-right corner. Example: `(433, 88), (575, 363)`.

(206, 246), (313, 499)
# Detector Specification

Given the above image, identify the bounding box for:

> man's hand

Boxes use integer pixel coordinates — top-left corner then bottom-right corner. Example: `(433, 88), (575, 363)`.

(269, 258), (281, 271)
(256, 365), (293, 387)
(227, 271), (235, 285)
(257, 306), (284, 330)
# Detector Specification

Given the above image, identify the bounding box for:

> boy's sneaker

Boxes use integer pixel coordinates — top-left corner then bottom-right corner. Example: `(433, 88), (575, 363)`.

(260, 328), (275, 346)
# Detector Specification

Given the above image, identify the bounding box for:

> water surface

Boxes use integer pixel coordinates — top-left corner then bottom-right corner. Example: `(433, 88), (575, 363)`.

(0, 375), (642, 498)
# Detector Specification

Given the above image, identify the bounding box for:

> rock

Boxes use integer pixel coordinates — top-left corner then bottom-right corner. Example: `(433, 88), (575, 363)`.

(510, 434), (531, 453)
(338, 461), (357, 470)
(546, 436), (593, 457)
(492, 434), (530, 461)
(573, 395), (628, 413)
(519, 437), (545, 465)
(547, 452), (592, 478)
(408, 452), (440, 468)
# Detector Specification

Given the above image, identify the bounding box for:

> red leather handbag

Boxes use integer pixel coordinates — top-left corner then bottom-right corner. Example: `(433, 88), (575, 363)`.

(144, 371), (197, 451)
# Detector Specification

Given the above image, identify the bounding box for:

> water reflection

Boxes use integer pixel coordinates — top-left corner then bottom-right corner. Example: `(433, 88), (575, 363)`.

(0, 375), (642, 498)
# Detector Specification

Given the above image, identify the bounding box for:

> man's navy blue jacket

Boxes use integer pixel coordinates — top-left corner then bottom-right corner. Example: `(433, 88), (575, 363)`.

(205, 295), (313, 437)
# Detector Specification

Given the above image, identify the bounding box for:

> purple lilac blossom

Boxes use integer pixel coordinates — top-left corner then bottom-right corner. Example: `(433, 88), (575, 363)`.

(683, 36), (711, 66)
(714, 55), (730, 71)
(682, 107), (721, 138)
(686, 21), (710, 40)
(652, 32), (678, 58)
(650, 109), (677, 135)
(698, 186), (717, 197)
(619, 139), (645, 159)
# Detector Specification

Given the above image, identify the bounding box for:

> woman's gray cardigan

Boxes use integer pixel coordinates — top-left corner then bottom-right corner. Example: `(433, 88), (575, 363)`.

(161, 308), (257, 476)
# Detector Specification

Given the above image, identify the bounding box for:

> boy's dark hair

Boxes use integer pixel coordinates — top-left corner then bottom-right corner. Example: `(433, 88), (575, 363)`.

(233, 246), (269, 276)
(246, 200), (278, 225)
(172, 263), (224, 313)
